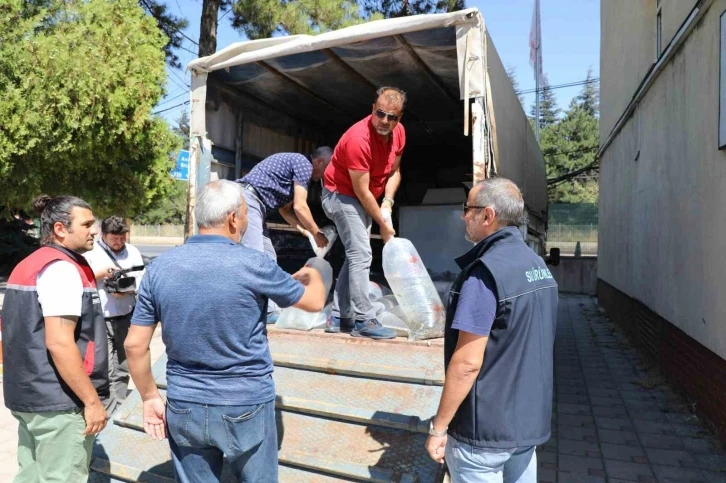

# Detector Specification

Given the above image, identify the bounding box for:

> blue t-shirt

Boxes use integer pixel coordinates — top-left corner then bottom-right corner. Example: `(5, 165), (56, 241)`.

(240, 153), (313, 212)
(451, 264), (498, 337)
(131, 235), (305, 405)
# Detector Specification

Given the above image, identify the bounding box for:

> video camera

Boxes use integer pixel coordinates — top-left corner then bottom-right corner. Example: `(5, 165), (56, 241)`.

(103, 265), (145, 294)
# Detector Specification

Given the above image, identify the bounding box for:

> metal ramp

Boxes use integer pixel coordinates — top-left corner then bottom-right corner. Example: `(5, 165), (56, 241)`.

(90, 329), (446, 482)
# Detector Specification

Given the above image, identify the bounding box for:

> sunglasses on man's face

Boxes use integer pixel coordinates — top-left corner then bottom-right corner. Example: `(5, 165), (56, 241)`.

(374, 109), (400, 123)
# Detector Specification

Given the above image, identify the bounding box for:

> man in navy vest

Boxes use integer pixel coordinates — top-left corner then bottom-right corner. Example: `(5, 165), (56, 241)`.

(425, 178), (558, 483)
(2, 194), (109, 483)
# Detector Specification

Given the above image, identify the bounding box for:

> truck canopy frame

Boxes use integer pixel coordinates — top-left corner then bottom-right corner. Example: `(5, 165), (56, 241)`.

(186, 8), (548, 250)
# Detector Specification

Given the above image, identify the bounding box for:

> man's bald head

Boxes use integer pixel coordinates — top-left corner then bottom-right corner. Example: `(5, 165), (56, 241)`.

(374, 87), (407, 112)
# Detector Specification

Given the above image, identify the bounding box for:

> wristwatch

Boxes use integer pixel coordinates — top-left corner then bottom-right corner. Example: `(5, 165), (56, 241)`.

(382, 197), (395, 206)
(429, 420), (447, 437)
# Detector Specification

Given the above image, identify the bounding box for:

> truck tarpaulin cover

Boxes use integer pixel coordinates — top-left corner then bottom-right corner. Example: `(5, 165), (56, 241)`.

(187, 7), (548, 219)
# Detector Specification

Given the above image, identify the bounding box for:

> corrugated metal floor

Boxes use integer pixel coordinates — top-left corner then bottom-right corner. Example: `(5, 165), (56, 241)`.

(91, 329), (446, 482)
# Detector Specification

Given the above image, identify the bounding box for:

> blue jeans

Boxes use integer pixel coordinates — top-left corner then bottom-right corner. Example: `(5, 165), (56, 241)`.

(321, 188), (376, 321)
(445, 435), (536, 483)
(240, 188), (277, 262)
(166, 398), (278, 483)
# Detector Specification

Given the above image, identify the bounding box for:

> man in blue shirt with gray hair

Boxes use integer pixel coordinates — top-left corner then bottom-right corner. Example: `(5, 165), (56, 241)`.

(125, 180), (327, 483)
(425, 177), (558, 483)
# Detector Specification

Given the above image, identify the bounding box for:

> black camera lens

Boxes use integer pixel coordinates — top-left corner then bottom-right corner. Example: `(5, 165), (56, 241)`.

(118, 277), (135, 290)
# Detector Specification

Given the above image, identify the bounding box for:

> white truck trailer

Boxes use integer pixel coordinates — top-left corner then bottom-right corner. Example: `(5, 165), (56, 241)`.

(88, 9), (550, 483)
(184, 7), (548, 275)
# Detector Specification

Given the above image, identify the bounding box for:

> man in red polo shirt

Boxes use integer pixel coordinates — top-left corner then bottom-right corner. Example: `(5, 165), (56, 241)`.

(321, 86), (406, 339)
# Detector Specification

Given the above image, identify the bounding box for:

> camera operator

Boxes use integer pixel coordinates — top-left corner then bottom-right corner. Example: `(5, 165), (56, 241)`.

(84, 216), (144, 415)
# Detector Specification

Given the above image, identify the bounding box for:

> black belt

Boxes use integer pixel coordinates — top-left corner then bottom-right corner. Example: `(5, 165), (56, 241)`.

(240, 182), (257, 195)
(240, 183), (266, 209)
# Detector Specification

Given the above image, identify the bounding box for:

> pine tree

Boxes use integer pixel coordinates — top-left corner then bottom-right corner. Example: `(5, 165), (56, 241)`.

(530, 74), (560, 129)
(360, 0), (463, 18)
(199, 1), (233, 57)
(230, 0), (464, 39)
(139, 0), (189, 68)
(540, 71), (600, 203)
(576, 67), (599, 117)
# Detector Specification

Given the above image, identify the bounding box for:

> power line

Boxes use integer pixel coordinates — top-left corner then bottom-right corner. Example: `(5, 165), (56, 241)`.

(141, 0), (199, 46)
(166, 72), (188, 92)
(547, 158), (599, 185)
(168, 68), (190, 88)
(153, 100), (190, 115)
(177, 30), (199, 47)
(543, 146), (598, 157)
(218, 5), (233, 22)
(162, 86), (187, 99)
(178, 44), (199, 56)
(157, 90), (189, 107)
(517, 78), (599, 95)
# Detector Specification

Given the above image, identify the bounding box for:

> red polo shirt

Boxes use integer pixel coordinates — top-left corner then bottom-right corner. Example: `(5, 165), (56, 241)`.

(323, 115), (406, 199)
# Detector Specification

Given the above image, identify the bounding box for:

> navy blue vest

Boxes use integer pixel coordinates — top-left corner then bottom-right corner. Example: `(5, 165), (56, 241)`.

(445, 226), (558, 448)
(2, 245), (109, 412)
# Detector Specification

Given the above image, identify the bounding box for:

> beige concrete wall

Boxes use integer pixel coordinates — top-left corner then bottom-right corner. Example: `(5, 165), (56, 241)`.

(600, 0), (657, 140)
(661, 0), (699, 50)
(599, 0), (726, 359)
(550, 257), (598, 295)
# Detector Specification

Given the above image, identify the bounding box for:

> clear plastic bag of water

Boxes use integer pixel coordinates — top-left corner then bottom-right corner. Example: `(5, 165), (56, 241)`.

(307, 226), (338, 259)
(378, 294), (399, 311)
(382, 238), (445, 340)
(378, 310), (408, 338)
(368, 281), (392, 302)
(276, 257), (333, 331)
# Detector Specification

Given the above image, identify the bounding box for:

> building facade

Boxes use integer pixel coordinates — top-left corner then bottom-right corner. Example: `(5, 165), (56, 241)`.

(599, 0), (726, 438)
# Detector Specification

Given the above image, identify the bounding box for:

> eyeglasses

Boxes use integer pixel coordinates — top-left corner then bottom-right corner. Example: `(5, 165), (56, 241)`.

(462, 202), (487, 214)
(374, 109), (400, 122)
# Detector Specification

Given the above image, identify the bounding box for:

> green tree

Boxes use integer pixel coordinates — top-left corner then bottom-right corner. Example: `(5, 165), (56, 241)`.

(541, 75), (599, 203)
(0, 0), (180, 216)
(174, 110), (191, 150)
(139, 0), (190, 68)
(199, 0), (233, 56)
(230, 0), (463, 39)
(576, 67), (599, 117)
(133, 179), (188, 224)
(360, 0), (463, 18)
(530, 74), (560, 129)
(231, 0), (370, 38)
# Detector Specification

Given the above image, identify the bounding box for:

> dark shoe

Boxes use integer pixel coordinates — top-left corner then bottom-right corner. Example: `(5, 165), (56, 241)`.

(325, 314), (354, 333)
(351, 319), (397, 339)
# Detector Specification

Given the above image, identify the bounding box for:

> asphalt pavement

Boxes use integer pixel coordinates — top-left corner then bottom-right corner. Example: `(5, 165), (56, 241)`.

(135, 244), (177, 260)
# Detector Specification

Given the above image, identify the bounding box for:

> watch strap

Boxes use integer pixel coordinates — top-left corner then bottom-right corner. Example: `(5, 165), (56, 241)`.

(428, 420), (447, 437)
